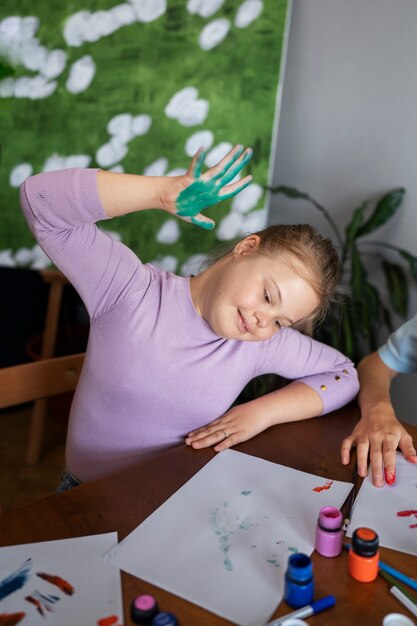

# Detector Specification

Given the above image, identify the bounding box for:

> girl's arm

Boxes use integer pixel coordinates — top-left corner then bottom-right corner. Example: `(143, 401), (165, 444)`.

(21, 145), (252, 318)
(97, 145), (253, 228)
(186, 331), (359, 451)
(341, 352), (417, 487)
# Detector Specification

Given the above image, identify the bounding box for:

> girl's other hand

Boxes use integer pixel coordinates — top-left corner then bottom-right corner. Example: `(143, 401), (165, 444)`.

(185, 402), (271, 452)
(162, 144), (253, 230)
(340, 403), (417, 487)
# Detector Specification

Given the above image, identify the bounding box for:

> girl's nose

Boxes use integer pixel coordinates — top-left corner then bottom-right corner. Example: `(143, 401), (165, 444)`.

(255, 311), (272, 329)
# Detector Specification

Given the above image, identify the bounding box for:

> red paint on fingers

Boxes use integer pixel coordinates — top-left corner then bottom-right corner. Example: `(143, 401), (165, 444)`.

(384, 469), (396, 485)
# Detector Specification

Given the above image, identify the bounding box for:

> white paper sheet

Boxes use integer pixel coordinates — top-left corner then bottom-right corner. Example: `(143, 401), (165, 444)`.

(0, 532), (123, 626)
(346, 452), (417, 556)
(104, 449), (352, 626)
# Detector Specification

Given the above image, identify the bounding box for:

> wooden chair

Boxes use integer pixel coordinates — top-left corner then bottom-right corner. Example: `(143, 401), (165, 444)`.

(27, 269), (70, 465)
(0, 352), (84, 513)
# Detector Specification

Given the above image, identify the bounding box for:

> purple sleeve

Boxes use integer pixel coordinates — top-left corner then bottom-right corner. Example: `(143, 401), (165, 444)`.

(20, 168), (151, 319)
(258, 327), (359, 414)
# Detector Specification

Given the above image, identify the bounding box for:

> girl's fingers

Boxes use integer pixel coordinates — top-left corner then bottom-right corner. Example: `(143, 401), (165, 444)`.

(219, 174), (253, 200)
(208, 145), (245, 182)
(179, 213), (215, 230)
(188, 148), (206, 179)
(186, 428), (232, 449)
(217, 148), (253, 186)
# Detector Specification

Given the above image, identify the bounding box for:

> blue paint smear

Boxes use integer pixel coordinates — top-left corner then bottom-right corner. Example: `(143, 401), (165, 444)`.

(0, 557), (32, 600)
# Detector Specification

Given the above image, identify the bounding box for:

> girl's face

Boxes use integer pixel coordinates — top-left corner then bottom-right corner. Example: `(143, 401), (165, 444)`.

(192, 235), (320, 342)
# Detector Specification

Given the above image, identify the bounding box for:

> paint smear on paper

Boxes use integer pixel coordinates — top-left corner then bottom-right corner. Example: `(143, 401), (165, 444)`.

(97, 616), (121, 626)
(36, 572), (75, 595)
(313, 480), (333, 493)
(0, 559), (31, 601)
(241, 491), (251, 496)
(25, 595), (44, 616)
(396, 510), (417, 517)
(0, 614), (26, 626)
(396, 510), (417, 528)
(210, 503), (234, 572)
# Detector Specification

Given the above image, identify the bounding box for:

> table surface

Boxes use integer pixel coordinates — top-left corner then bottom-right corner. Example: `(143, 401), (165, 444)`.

(1, 403), (416, 626)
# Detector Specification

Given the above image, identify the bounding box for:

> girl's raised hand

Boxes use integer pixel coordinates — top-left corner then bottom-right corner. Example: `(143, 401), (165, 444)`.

(163, 144), (253, 230)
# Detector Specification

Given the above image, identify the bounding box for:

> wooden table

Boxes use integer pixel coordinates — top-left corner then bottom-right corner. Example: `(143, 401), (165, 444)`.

(1, 404), (416, 625)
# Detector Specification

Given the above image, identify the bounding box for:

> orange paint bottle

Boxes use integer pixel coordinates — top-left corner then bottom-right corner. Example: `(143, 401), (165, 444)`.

(349, 527), (379, 582)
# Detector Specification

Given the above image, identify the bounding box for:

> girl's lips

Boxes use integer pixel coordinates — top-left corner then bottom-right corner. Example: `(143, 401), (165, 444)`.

(238, 310), (249, 333)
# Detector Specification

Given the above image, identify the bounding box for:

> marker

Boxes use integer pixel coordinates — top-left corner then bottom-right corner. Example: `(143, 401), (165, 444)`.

(390, 585), (417, 618)
(265, 595), (336, 626)
(379, 569), (417, 605)
(379, 561), (417, 592)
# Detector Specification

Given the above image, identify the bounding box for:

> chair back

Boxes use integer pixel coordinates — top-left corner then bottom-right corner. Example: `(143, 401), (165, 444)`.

(0, 353), (84, 514)
(0, 353), (85, 409)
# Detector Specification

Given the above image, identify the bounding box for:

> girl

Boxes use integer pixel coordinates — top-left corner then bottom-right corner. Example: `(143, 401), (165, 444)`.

(20, 145), (359, 489)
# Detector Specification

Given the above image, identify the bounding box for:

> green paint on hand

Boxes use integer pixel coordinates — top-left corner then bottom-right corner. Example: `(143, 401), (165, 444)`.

(175, 148), (253, 229)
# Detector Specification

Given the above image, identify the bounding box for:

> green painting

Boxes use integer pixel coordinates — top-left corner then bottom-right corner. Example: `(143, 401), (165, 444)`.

(0, 0), (288, 274)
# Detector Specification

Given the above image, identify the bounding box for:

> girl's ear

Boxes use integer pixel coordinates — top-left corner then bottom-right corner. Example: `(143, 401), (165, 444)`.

(234, 234), (261, 256)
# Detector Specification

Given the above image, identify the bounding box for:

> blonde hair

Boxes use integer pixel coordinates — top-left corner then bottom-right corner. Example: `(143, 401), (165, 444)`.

(205, 224), (341, 330)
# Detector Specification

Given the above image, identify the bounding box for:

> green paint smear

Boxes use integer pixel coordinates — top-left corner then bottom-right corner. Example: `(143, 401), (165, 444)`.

(241, 490), (251, 496)
(238, 516), (251, 530)
(288, 547), (298, 553)
(267, 559), (280, 568)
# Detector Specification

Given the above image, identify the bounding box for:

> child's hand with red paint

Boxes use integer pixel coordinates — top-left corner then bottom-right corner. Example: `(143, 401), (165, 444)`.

(341, 351), (417, 487)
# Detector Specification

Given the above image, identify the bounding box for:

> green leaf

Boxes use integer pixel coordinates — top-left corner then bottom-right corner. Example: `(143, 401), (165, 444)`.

(383, 261), (408, 316)
(345, 202), (367, 247)
(267, 185), (311, 201)
(399, 250), (417, 281)
(356, 188), (405, 237)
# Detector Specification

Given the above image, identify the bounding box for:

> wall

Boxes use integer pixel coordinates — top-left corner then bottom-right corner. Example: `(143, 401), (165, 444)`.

(269, 0), (417, 425)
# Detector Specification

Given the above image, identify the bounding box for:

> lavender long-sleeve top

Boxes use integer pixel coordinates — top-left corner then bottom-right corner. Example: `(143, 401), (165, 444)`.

(20, 168), (359, 481)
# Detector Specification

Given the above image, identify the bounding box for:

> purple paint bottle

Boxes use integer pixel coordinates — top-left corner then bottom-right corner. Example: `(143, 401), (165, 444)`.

(315, 506), (344, 557)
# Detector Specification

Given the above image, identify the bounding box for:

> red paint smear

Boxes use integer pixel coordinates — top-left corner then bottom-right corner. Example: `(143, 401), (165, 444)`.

(396, 510), (417, 517)
(25, 595), (44, 616)
(97, 616), (121, 626)
(410, 523), (417, 528)
(36, 572), (74, 595)
(0, 614), (26, 626)
(313, 480), (333, 493)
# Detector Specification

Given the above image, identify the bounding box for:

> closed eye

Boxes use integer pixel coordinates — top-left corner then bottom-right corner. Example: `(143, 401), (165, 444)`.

(264, 290), (271, 304)
(275, 320), (282, 329)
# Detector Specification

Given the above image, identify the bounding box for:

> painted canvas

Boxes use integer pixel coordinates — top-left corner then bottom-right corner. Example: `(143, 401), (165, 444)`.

(0, 0), (288, 274)
(346, 452), (417, 556)
(104, 449), (353, 626)
(0, 532), (123, 626)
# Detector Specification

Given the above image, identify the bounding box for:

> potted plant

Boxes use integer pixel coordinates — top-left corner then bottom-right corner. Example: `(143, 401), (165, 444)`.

(268, 185), (417, 362)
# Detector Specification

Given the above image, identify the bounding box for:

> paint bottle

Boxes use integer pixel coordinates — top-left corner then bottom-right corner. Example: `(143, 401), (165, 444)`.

(284, 553), (314, 608)
(131, 594), (159, 624)
(315, 506), (344, 557)
(348, 527), (379, 582)
(151, 612), (179, 626)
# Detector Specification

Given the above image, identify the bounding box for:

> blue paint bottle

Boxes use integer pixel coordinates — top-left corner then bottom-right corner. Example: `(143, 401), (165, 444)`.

(284, 553), (314, 608)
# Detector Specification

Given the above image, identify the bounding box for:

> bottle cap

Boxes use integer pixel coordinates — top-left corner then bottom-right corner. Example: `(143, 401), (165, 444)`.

(382, 613), (417, 626)
(151, 612), (179, 626)
(318, 506), (343, 530)
(287, 553), (313, 581)
(131, 594), (159, 624)
(351, 527), (379, 556)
